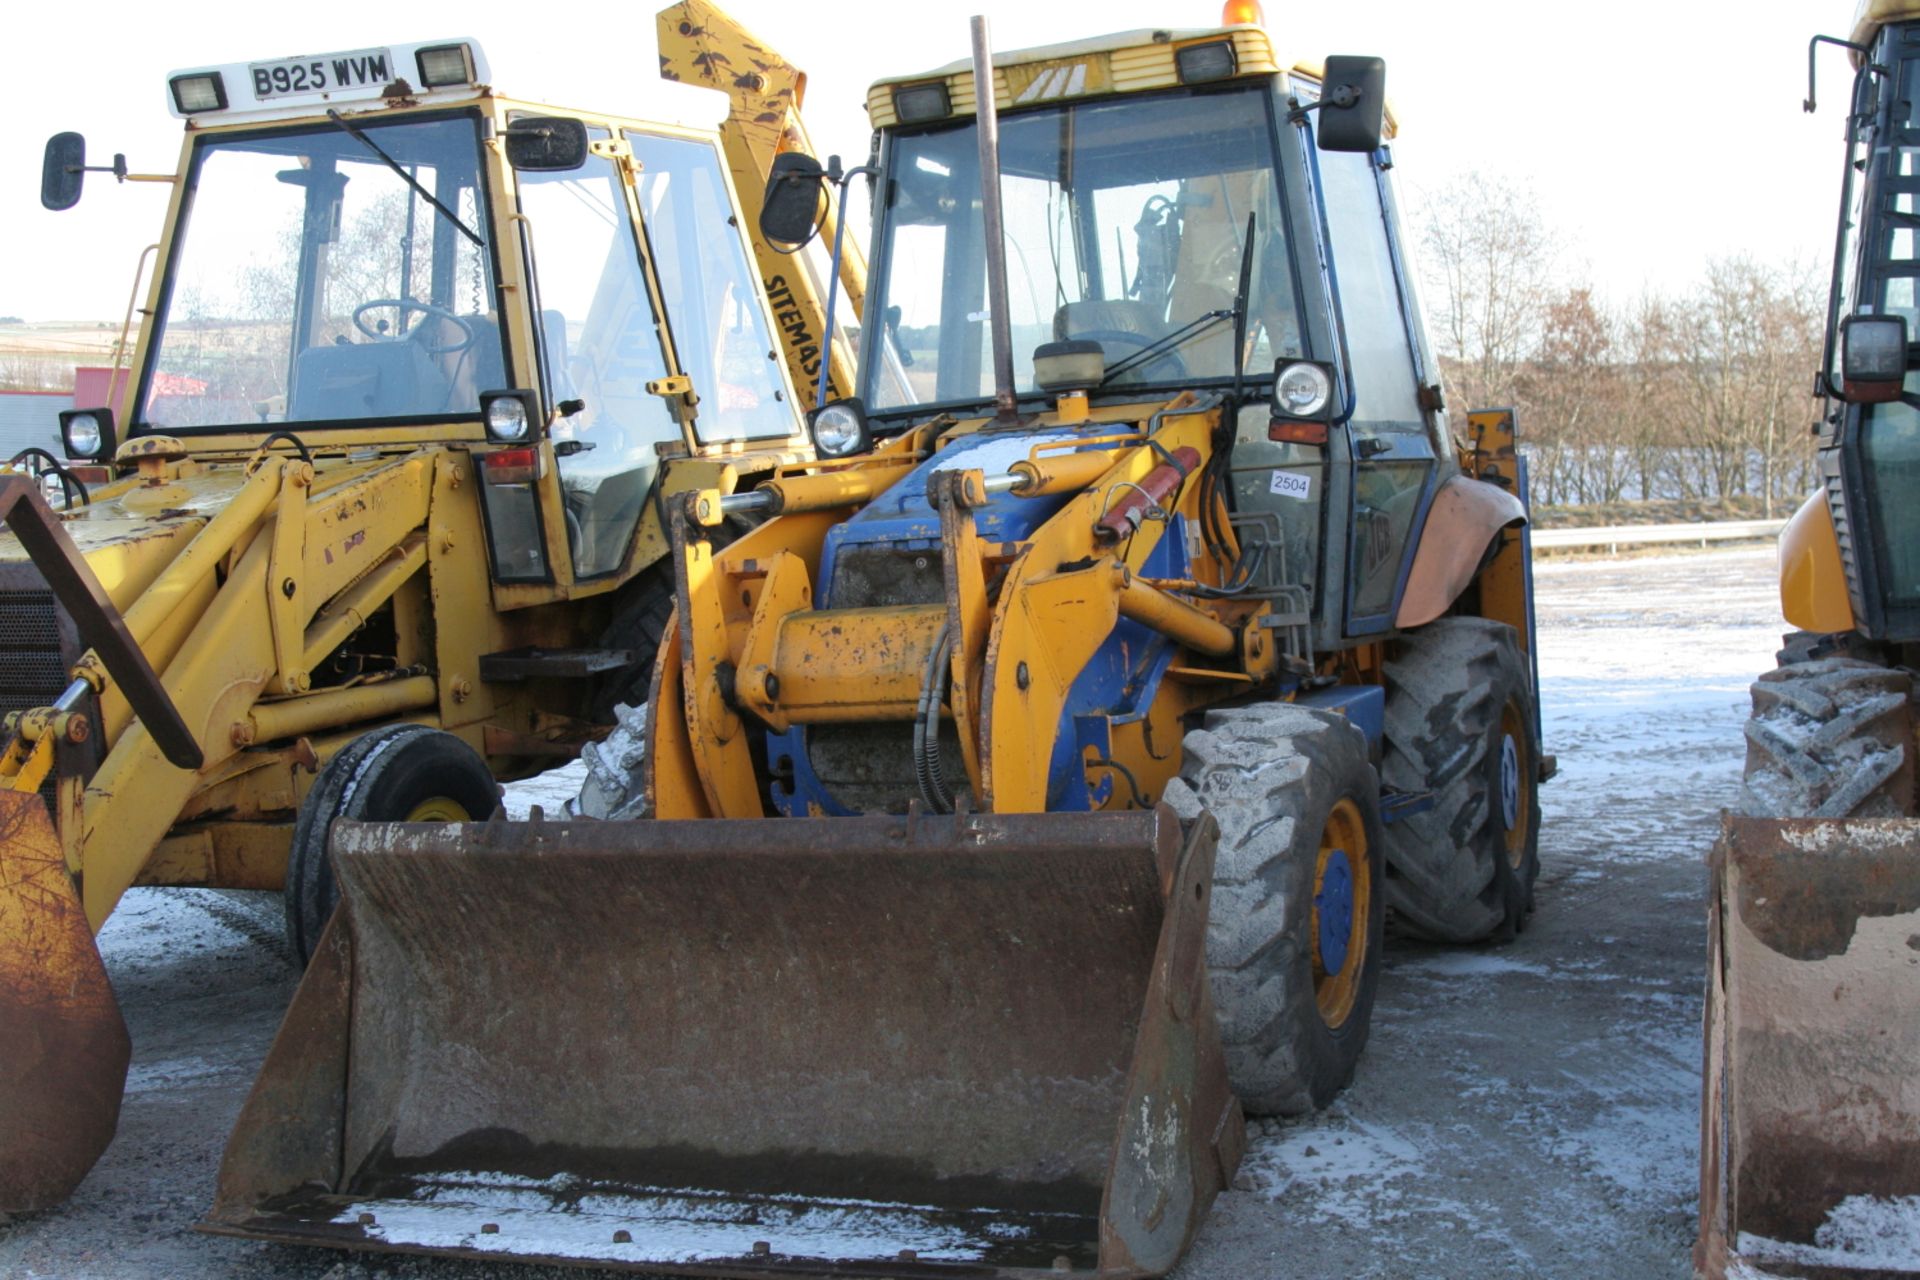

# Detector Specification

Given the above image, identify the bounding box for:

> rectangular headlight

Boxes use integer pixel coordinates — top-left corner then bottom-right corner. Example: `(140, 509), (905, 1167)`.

(893, 82), (952, 124)
(415, 43), (475, 88)
(58, 407), (116, 460)
(481, 388), (539, 442)
(170, 73), (228, 113)
(1175, 40), (1238, 84)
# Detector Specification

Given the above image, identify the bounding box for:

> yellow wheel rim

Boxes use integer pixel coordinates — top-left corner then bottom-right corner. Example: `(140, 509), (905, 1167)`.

(1498, 699), (1531, 869)
(1310, 797), (1371, 1030)
(403, 797), (472, 823)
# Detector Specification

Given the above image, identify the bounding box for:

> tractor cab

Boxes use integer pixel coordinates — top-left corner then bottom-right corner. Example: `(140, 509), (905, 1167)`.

(39, 38), (807, 605)
(1795, 5), (1920, 641)
(825, 20), (1456, 647)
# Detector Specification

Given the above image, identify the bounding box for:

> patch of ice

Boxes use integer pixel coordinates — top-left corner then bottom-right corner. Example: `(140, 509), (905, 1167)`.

(95, 887), (252, 959)
(124, 1055), (231, 1094)
(1737, 1195), (1920, 1274)
(1238, 1108), (1432, 1228)
(1556, 1103), (1696, 1200)
(1397, 953), (1547, 979)
(502, 758), (589, 819)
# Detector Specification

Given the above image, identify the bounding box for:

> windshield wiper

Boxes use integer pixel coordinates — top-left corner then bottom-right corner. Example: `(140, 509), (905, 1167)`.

(325, 109), (483, 249)
(1098, 309), (1233, 386)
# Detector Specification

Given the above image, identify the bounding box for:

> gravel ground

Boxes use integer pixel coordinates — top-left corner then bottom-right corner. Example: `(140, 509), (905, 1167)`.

(0, 546), (1784, 1280)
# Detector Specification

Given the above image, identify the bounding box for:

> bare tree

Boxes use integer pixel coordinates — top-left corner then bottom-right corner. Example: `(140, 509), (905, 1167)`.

(1416, 171), (1557, 418)
(1657, 257), (1821, 511)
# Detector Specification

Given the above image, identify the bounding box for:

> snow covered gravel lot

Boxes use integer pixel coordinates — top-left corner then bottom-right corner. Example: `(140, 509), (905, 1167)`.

(0, 547), (1783, 1280)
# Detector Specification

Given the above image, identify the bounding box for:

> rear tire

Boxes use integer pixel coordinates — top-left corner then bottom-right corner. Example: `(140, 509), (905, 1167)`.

(284, 724), (499, 966)
(1738, 656), (1914, 818)
(1379, 617), (1542, 944)
(590, 573), (675, 722)
(1164, 703), (1385, 1116)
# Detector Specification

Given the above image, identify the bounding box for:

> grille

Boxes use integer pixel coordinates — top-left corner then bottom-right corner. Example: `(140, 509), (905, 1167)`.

(0, 589), (67, 708)
(0, 583), (75, 815)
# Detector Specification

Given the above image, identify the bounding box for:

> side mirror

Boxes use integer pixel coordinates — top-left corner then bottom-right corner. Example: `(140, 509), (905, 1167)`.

(1315, 56), (1387, 154)
(1839, 313), (1909, 404)
(42, 133), (86, 211)
(504, 117), (589, 172)
(760, 152), (827, 248)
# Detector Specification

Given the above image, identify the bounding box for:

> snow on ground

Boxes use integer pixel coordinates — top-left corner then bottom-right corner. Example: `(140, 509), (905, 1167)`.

(501, 757), (587, 819)
(0, 545), (1792, 1280)
(1738, 1195), (1920, 1273)
(1181, 545), (1784, 1279)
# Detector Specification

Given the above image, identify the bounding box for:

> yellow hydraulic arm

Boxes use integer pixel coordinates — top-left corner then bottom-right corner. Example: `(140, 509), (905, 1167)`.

(658, 0), (864, 405)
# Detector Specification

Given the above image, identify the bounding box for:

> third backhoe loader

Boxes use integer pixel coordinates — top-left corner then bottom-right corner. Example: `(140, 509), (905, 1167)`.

(210, 7), (1550, 1276)
(1699, 3), (1920, 1276)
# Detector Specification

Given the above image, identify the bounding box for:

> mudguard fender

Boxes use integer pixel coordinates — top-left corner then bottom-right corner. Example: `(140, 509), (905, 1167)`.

(1394, 475), (1526, 629)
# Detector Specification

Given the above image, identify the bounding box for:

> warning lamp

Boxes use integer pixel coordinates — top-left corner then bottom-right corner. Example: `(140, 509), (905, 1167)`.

(1222, 0), (1265, 25)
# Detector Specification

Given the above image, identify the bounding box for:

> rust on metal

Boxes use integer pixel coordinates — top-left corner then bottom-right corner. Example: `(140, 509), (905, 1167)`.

(0, 790), (131, 1210)
(1696, 814), (1920, 1279)
(206, 805), (1240, 1277)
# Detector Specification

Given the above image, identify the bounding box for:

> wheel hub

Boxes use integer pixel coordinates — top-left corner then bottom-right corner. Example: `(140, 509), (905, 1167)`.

(1499, 733), (1520, 833)
(1314, 848), (1354, 977)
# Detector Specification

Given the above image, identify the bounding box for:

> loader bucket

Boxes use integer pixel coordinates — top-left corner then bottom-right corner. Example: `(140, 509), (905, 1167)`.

(0, 789), (131, 1211)
(1697, 815), (1920, 1279)
(204, 804), (1243, 1278)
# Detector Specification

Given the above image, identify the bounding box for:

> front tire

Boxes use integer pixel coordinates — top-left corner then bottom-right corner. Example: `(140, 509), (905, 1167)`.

(1165, 703), (1386, 1116)
(1379, 617), (1542, 944)
(284, 724), (499, 966)
(1739, 656), (1914, 818)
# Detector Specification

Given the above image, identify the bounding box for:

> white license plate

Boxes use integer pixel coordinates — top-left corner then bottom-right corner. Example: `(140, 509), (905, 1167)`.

(248, 47), (395, 100)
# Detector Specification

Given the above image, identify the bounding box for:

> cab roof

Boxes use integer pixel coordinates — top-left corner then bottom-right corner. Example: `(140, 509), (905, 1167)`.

(1855, 0), (1920, 49)
(866, 24), (1283, 128)
(864, 23), (1396, 137)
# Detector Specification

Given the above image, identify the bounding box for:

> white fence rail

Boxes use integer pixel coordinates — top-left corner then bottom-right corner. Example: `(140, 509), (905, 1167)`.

(1531, 519), (1785, 551)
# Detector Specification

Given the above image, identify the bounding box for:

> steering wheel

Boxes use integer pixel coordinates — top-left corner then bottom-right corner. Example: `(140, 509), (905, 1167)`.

(1069, 329), (1190, 382)
(352, 299), (476, 355)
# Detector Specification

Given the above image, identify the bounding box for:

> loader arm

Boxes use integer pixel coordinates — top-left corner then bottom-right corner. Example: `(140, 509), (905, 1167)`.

(74, 454), (436, 929)
(0, 453), (441, 1213)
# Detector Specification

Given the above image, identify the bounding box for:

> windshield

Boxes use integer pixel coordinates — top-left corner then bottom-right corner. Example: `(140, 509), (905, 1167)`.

(864, 85), (1302, 414)
(138, 112), (505, 432)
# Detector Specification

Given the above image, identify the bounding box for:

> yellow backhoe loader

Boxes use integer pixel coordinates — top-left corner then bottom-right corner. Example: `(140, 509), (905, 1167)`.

(1698, 4), (1920, 1276)
(207, 8), (1553, 1277)
(1, 37), (845, 1211)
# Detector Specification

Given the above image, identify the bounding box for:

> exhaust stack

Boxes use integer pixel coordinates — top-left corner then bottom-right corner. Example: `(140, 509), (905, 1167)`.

(971, 16), (1019, 423)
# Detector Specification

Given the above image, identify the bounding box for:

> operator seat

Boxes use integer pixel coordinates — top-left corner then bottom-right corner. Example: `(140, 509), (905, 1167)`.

(289, 341), (452, 422)
(1054, 299), (1166, 343)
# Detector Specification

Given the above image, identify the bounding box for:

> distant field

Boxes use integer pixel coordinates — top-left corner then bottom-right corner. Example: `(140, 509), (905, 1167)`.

(0, 322), (121, 391)
(0, 321), (121, 357)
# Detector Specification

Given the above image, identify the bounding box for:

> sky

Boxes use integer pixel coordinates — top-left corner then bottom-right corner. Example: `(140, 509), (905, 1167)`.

(2, 0), (1862, 323)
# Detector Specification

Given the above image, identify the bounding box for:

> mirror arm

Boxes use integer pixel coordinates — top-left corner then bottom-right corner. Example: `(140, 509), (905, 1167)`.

(1284, 85), (1361, 126)
(1805, 34), (1876, 114)
(814, 160), (877, 410)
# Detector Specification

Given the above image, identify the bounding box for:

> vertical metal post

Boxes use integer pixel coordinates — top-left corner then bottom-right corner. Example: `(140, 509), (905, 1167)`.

(971, 16), (1018, 423)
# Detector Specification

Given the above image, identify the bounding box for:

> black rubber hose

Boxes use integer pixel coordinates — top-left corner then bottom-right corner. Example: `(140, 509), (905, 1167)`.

(913, 624), (957, 814)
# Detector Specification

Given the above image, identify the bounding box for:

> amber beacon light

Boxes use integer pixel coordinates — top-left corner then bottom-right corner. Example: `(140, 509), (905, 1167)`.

(1222, 0), (1266, 25)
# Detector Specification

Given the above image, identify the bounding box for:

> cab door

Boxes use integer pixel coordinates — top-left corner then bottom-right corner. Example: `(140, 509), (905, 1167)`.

(1313, 139), (1442, 636)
